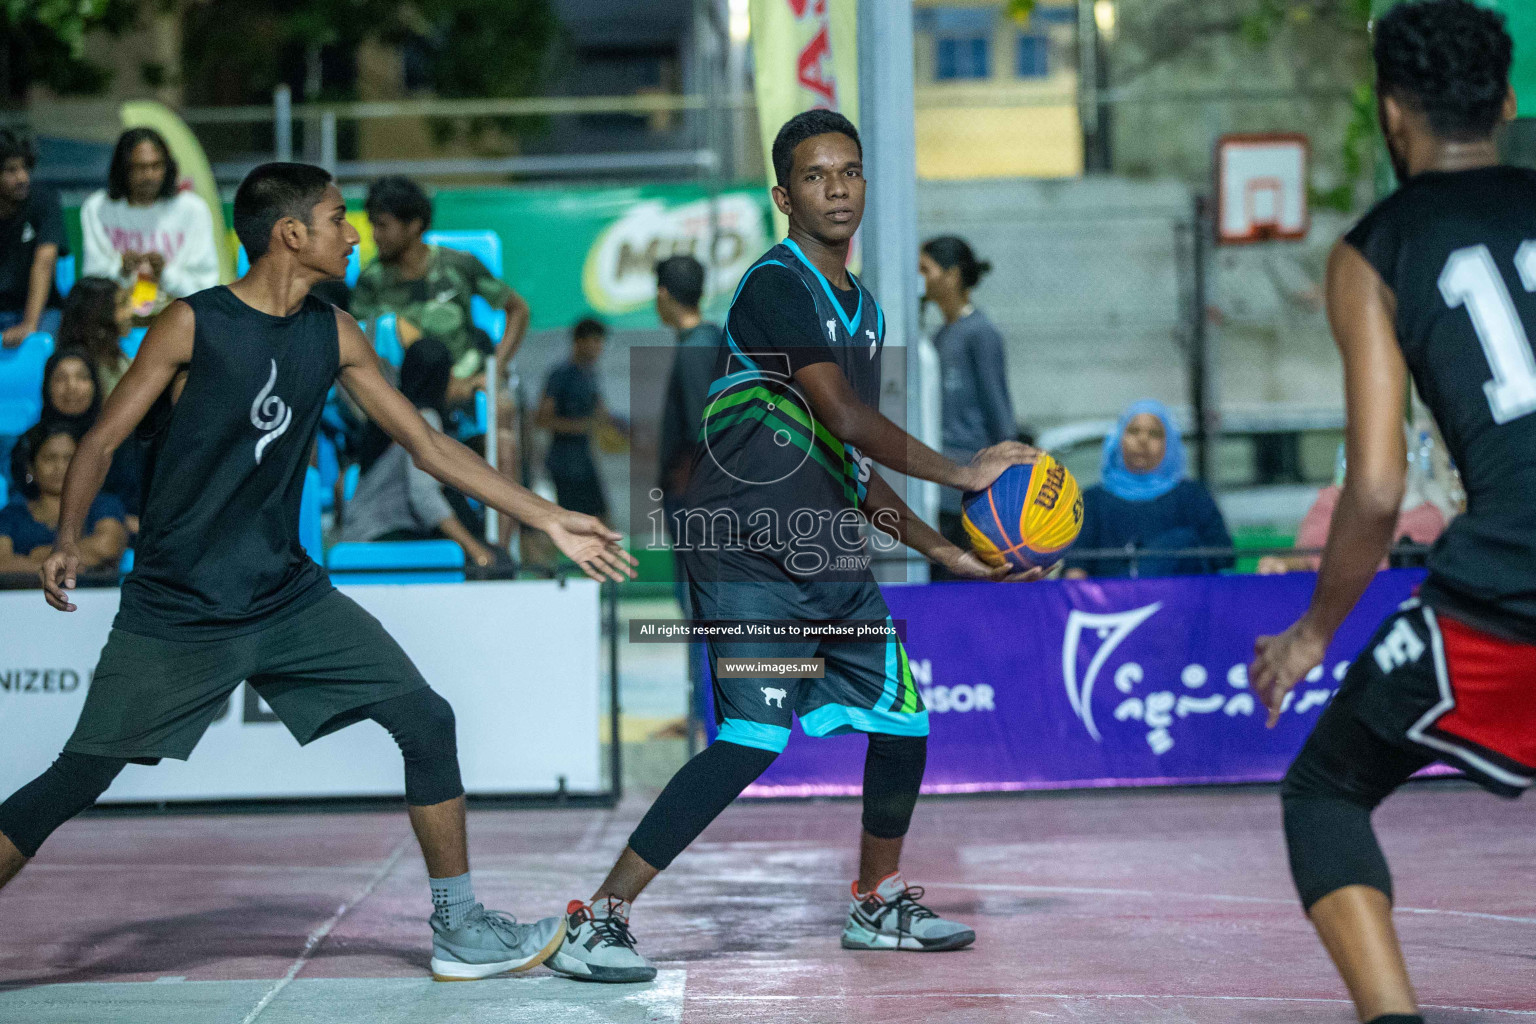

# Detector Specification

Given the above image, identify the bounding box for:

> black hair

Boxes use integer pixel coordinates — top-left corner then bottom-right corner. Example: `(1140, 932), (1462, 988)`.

(107, 127), (178, 202)
(57, 277), (124, 373)
(40, 346), (102, 435)
(0, 128), (37, 170)
(656, 254), (705, 309)
(922, 236), (992, 290)
(364, 175), (434, 231)
(573, 316), (607, 341)
(233, 162), (334, 260)
(771, 109), (862, 187)
(1374, 0), (1512, 141)
(9, 423), (78, 500)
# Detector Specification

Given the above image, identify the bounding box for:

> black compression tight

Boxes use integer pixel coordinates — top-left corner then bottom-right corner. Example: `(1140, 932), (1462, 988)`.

(628, 740), (779, 870)
(362, 688), (465, 806)
(861, 733), (927, 839)
(1281, 695), (1432, 912)
(0, 688), (463, 861)
(0, 752), (127, 858)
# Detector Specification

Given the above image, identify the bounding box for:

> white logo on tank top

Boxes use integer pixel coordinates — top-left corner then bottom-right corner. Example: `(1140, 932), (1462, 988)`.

(250, 359), (292, 464)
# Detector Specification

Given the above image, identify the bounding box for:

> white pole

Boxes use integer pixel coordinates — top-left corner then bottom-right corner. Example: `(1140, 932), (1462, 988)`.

(484, 353), (499, 546)
(273, 85), (293, 162)
(319, 111), (338, 175)
(856, 0), (929, 583)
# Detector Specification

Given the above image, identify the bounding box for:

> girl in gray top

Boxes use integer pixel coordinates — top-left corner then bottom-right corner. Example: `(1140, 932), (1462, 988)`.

(340, 337), (495, 566)
(919, 236), (1018, 574)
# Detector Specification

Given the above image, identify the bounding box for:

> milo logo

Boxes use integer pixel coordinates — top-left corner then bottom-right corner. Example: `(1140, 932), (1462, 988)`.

(1034, 463), (1067, 511)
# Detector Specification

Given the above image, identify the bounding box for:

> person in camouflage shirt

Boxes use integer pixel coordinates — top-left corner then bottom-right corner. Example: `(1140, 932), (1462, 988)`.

(354, 176), (530, 399)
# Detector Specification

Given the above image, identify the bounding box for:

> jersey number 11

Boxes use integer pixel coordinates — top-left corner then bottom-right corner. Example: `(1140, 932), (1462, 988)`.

(1439, 242), (1536, 425)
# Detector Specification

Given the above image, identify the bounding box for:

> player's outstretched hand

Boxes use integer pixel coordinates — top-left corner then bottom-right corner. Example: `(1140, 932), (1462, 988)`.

(545, 511), (638, 584)
(962, 441), (1041, 494)
(1250, 619), (1329, 728)
(40, 545), (80, 612)
(936, 546), (1046, 583)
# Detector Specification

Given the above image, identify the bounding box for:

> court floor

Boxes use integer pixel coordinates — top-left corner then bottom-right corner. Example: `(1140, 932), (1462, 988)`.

(2, 783), (1534, 1023)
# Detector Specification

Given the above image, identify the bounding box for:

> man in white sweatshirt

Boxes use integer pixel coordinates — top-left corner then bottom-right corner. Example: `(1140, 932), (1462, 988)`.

(81, 128), (219, 311)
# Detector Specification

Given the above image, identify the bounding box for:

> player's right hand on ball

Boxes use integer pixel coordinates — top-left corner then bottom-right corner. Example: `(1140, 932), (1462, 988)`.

(545, 511), (638, 584)
(41, 545), (80, 612)
(962, 441), (1041, 493)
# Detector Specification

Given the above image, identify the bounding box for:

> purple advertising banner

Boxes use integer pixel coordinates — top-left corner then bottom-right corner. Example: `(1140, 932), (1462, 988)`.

(738, 570), (1428, 797)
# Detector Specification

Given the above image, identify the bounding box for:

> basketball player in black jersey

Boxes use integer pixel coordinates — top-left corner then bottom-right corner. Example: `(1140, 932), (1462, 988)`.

(1250, 4), (1536, 1022)
(0, 162), (635, 982)
(545, 111), (1042, 983)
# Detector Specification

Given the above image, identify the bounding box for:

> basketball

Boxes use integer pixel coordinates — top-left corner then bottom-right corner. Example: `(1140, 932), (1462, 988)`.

(960, 454), (1084, 571)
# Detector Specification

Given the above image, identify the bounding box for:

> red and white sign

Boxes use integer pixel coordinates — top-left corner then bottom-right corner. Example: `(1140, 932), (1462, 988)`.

(1215, 133), (1310, 244)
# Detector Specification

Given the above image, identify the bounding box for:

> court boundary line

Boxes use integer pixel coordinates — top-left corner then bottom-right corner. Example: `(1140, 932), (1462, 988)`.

(238, 836), (411, 1024)
(686, 992), (1536, 1014)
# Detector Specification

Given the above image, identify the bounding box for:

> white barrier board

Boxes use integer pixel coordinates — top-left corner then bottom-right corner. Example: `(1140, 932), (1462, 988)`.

(0, 580), (603, 802)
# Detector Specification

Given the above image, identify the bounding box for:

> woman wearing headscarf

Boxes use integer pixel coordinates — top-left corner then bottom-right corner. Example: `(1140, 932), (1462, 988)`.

(919, 235), (1018, 578)
(8, 347), (145, 529)
(0, 425), (127, 576)
(339, 337), (496, 567)
(1064, 399), (1233, 578)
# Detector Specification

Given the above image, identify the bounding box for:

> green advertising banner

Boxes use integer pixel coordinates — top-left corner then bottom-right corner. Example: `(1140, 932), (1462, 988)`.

(63, 183), (775, 333)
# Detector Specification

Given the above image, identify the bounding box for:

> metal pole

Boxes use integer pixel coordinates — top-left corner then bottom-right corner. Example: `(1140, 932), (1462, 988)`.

(273, 85), (293, 162)
(606, 582), (623, 802)
(319, 111), (338, 175)
(484, 353), (499, 545)
(1076, 0), (1101, 171)
(858, 0), (927, 583)
(1191, 195), (1212, 482)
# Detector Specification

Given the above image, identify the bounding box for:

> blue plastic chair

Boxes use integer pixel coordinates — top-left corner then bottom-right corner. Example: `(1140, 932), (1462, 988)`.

(55, 254), (76, 297)
(0, 332), (54, 436)
(299, 466), (324, 564)
(121, 326), (148, 360)
(316, 433), (340, 512)
(371, 314), (403, 368)
(342, 462), (360, 503)
(238, 245), (360, 286)
(424, 230), (507, 341)
(326, 539), (465, 585)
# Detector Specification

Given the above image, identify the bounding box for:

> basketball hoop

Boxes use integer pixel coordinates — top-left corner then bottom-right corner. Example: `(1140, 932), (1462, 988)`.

(1215, 133), (1309, 245)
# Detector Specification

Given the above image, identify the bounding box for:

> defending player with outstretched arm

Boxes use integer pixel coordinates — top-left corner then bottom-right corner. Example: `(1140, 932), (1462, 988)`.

(0, 161), (634, 983)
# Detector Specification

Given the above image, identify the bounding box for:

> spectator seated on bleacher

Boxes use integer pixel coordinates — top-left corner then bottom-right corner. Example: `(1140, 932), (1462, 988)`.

(1063, 398), (1233, 579)
(352, 176), (528, 407)
(337, 337), (495, 567)
(56, 276), (134, 397)
(11, 347), (145, 533)
(0, 425), (126, 577)
(0, 128), (66, 347)
(80, 127), (219, 316)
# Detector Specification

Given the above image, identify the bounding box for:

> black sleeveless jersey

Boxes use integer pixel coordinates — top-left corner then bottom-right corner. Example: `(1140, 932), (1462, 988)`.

(115, 287), (336, 639)
(1345, 166), (1536, 642)
(681, 239), (885, 604)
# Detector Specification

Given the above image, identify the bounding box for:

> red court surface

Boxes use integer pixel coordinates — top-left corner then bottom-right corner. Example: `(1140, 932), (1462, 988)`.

(2, 783), (1534, 1023)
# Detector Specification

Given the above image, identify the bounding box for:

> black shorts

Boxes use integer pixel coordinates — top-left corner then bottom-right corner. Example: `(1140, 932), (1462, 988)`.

(689, 576), (927, 753)
(1335, 599), (1536, 799)
(65, 590), (428, 762)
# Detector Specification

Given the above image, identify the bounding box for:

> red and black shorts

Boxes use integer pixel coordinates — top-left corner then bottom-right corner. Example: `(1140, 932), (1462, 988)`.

(1346, 599), (1536, 798)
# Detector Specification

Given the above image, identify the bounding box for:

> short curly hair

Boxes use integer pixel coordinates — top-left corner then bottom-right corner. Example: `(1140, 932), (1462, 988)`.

(771, 109), (861, 187)
(1374, 0), (1512, 141)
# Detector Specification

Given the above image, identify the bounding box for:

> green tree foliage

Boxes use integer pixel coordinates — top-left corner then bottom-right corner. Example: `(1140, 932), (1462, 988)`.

(1, 0), (138, 103)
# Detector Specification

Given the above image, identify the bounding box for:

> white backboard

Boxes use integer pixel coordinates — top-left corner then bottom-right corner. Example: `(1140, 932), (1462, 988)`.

(1216, 134), (1309, 244)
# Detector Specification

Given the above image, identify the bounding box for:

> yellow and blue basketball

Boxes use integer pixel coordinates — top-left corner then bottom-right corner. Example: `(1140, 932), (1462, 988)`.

(960, 454), (1084, 571)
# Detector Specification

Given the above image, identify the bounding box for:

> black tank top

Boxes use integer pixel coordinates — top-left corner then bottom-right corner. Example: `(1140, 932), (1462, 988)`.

(115, 286), (337, 639)
(1345, 165), (1536, 642)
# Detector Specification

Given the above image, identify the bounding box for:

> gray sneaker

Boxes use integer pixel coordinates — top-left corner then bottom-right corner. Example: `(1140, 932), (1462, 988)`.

(840, 874), (976, 951)
(430, 904), (566, 981)
(545, 897), (658, 983)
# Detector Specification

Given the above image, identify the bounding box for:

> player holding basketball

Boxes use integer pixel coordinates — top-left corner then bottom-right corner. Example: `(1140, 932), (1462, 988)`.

(1250, 4), (1536, 1022)
(0, 162), (635, 981)
(547, 109), (1040, 983)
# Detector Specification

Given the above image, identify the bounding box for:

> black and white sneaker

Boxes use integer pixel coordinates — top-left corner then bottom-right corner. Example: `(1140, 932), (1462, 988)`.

(545, 896), (658, 983)
(840, 873), (976, 951)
